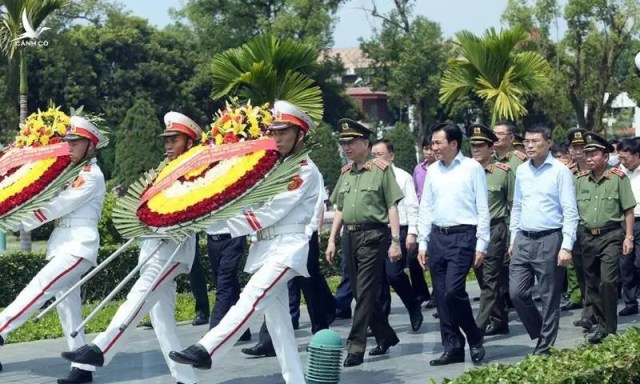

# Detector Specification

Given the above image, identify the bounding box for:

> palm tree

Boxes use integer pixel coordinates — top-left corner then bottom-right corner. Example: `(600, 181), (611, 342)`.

(439, 27), (551, 126)
(0, 0), (68, 251)
(211, 34), (324, 122)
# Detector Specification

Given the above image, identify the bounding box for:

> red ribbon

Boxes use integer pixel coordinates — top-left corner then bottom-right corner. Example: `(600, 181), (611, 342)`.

(0, 143), (70, 176)
(140, 138), (277, 204)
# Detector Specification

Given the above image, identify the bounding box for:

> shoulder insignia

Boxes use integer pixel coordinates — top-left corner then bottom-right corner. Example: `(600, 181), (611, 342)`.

(72, 176), (85, 188)
(373, 158), (389, 170)
(83, 163), (92, 172)
(576, 170), (590, 178)
(494, 162), (510, 172)
(300, 159), (308, 166)
(287, 175), (303, 191)
(485, 164), (494, 173)
(611, 168), (626, 178)
(514, 151), (527, 161)
(341, 163), (353, 173)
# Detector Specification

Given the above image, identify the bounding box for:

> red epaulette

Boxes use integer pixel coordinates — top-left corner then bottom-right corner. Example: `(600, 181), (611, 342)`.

(567, 162), (577, 171)
(373, 158), (389, 170)
(83, 163), (92, 172)
(300, 159), (308, 166)
(611, 168), (626, 178)
(576, 170), (590, 177)
(341, 163), (353, 173)
(514, 151), (527, 161)
(494, 162), (510, 172)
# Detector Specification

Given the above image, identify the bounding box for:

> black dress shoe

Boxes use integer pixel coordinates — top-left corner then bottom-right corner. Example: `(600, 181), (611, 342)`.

(469, 340), (485, 363)
(409, 307), (424, 332)
(335, 309), (352, 320)
(238, 329), (251, 342)
(619, 305), (639, 316)
(343, 353), (363, 367)
(241, 343), (276, 357)
(573, 318), (593, 332)
(423, 299), (436, 309)
(429, 350), (464, 366)
(485, 324), (509, 336)
(368, 338), (399, 356)
(57, 368), (93, 384)
(587, 330), (608, 344)
(192, 313), (209, 326)
(561, 301), (582, 311)
(169, 344), (212, 369)
(61, 344), (104, 367)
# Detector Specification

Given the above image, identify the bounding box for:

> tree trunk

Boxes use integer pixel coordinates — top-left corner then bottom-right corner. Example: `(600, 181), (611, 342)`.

(18, 50), (31, 252)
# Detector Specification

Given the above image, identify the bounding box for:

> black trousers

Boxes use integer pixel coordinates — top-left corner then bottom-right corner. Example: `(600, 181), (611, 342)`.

(474, 221), (508, 329)
(346, 227), (398, 355)
(379, 226), (420, 316)
(207, 235), (248, 328)
(429, 227), (482, 352)
(619, 222), (640, 307)
(188, 233), (210, 317)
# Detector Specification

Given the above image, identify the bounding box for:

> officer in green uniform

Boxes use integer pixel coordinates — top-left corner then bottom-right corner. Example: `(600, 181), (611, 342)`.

(325, 119), (404, 367)
(563, 129), (592, 325)
(512, 133), (525, 152)
(469, 124), (515, 336)
(575, 132), (636, 344)
(492, 120), (527, 170)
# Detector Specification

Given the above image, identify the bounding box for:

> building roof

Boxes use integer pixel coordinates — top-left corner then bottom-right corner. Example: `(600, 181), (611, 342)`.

(321, 48), (370, 74)
(346, 87), (388, 100)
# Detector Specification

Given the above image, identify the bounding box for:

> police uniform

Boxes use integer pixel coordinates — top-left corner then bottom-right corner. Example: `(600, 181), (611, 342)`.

(168, 101), (321, 384)
(331, 119), (403, 365)
(512, 134), (525, 152)
(494, 148), (526, 170)
(564, 129), (591, 318)
(62, 112), (201, 384)
(0, 116), (105, 383)
(470, 125), (514, 333)
(575, 133), (636, 342)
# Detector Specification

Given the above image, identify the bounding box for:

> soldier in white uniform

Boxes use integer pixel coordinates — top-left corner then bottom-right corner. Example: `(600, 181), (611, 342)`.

(0, 116), (106, 384)
(168, 100), (321, 384)
(62, 112), (202, 384)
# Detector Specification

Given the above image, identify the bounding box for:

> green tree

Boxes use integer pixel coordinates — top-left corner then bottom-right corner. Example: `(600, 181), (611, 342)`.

(210, 34), (323, 121)
(360, 0), (447, 143)
(440, 27), (552, 126)
(113, 99), (163, 187)
(308, 123), (342, 191)
(384, 122), (417, 173)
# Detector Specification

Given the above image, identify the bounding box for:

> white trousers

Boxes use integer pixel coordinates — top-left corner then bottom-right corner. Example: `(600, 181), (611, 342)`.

(0, 254), (95, 371)
(198, 258), (305, 384)
(92, 257), (198, 384)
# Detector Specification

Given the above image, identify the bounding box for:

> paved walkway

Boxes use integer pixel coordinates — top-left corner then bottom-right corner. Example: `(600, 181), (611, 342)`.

(2, 284), (639, 384)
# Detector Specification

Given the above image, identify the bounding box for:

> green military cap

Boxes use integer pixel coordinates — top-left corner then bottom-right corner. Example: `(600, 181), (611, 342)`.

(567, 128), (587, 145)
(337, 118), (373, 143)
(468, 123), (498, 144)
(513, 133), (524, 147)
(584, 132), (614, 153)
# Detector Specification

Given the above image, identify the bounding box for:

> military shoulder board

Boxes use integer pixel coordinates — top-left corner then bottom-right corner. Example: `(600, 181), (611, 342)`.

(611, 168), (626, 178)
(576, 170), (590, 178)
(373, 158), (389, 170)
(494, 162), (510, 172)
(514, 151), (527, 161)
(341, 163), (353, 173)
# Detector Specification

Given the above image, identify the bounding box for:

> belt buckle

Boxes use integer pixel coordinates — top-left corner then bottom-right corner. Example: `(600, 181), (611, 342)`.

(440, 226), (449, 235)
(347, 224), (357, 232)
(590, 228), (601, 236)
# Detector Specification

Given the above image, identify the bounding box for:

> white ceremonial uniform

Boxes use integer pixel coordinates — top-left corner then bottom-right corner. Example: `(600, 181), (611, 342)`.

(0, 158), (104, 372)
(392, 164), (419, 235)
(202, 157), (321, 384)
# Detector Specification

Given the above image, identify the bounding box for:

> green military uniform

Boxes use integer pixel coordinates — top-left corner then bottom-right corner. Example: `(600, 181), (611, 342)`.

(565, 129), (591, 320)
(575, 133), (636, 338)
(470, 125), (515, 332)
(331, 118), (403, 359)
(494, 149), (526, 171)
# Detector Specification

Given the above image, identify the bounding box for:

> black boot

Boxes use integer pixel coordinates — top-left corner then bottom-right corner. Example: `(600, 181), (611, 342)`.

(169, 344), (212, 369)
(61, 345), (104, 367)
(57, 368), (93, 384)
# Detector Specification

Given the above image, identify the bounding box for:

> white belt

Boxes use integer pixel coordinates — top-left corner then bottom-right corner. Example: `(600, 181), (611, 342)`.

(55, 217), (98, 228)
(256, 224), (307, 241)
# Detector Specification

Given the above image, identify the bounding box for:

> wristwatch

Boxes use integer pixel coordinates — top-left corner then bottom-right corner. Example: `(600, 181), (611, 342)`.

(391, 235), (400, 244)
(626, 235), (635, 241)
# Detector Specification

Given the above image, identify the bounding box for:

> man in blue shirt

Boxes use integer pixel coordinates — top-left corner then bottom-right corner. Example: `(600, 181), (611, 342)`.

(509, 124), (579, 355)
(417, 123), (490, 366)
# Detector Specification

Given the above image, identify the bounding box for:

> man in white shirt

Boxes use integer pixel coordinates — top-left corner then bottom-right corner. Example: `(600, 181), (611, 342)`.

(417, 123), (489, 366)
(617, 138), (640, 316)
(371, 140), (423, 332)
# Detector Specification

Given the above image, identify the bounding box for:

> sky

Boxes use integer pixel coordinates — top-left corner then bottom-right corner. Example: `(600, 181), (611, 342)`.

(120, 0), (518, 48)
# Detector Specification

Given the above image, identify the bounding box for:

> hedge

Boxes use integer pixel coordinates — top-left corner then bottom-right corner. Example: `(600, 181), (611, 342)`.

(0, 232), (343, 308)
(440, 326), (640, 384)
